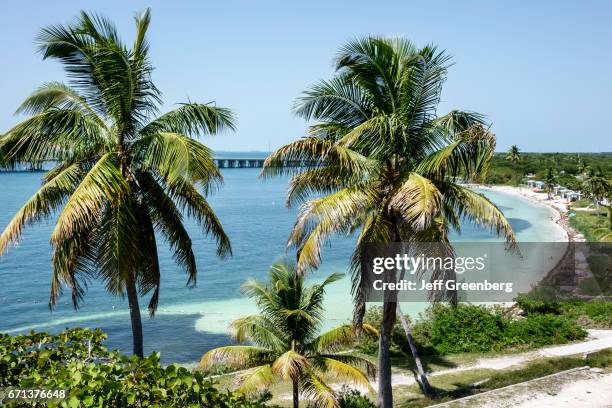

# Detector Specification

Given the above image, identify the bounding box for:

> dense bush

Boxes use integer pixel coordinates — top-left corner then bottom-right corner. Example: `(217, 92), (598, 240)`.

(516, 295), (612, 328)
(515, 294), (563, 315)
(0, 328), (267, 407)
(420, 305), (507, 354)
(361, 304), (588, 356)
(504, 314), (586, 347)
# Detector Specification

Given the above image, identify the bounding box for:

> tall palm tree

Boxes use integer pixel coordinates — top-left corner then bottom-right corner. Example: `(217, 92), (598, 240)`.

(262, 37), (516, 407)
(0, 9), (234, 357)
(506, 145), (521, 163)
(200, 261), (377, 408)
(583, 167), (611, 213)
(543, 168), (556, 200)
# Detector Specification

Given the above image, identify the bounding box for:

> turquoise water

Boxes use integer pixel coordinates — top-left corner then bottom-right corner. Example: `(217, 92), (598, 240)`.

(0, 169), (564, 363)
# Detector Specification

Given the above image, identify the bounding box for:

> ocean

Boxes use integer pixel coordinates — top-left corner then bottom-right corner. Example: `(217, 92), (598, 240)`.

(0, 168), (565, 364)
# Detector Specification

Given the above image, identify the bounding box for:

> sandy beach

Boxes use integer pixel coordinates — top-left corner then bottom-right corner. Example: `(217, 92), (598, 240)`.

(476, 185), (585, 242)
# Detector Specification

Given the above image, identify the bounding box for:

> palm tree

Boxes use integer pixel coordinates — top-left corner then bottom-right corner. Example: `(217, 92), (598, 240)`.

(577, 157), (589, 176)
(262, 37), (516, 407)
(583, 167), (611, 214)
(543, 168), (556, 200)
(200, 261), (377, 408)
(0, 9), (233, 357)
(506, 145), (521, 163)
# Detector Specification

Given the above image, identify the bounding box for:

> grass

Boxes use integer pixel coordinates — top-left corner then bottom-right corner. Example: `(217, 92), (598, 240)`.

(568, 205), (611, 242)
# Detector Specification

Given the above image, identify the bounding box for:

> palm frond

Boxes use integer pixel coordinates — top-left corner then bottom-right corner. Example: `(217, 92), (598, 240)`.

(317, 357), (373, 392)
(135, 131), (221, 191)
(94, 193), (142, 296)
(0, 109), (107, 166)
(165, 178), (231, 259)
(417, 124), (495, 183)
(300, 371), (338, 408)
(444, 184), (517, 246)
(271, 350), (309, 380)
(51, 153), (127, 245)
(235, 364), (276, 395)
(229, 315), (288, 352)
(200, 346), (274, 371)
(389, 173), (442, 230)
(134, 200), (161, 315)
(294, 76), (371, 130)
(137, 172), (197, 286)
(140, 103), (235, 137)
(307, 323), (377, 353)
(0, 163), (81, 255)
(291, 184), (377, 272)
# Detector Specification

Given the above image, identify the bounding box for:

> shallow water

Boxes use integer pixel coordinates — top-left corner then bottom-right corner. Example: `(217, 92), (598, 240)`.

(0, 169), (564, 363)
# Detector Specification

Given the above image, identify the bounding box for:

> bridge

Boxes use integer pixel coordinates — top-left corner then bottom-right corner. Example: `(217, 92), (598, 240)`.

(214, 158), (266, 168)
(213, 158), (314, 168)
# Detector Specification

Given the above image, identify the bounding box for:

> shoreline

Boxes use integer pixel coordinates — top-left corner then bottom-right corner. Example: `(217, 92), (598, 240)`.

(475, 184), (584, 243)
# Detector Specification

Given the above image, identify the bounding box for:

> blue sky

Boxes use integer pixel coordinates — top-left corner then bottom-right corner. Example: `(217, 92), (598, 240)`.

(1, 1), (611, 152)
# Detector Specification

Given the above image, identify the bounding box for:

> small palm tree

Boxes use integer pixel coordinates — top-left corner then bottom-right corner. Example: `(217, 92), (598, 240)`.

(0, 9), (233, 357)
(543, 168), (556, 200)
(262, 37), (516, 407)
(506, 145), (521, 163)
(577, 157), (589, 175)
(200, 261), (377, 408)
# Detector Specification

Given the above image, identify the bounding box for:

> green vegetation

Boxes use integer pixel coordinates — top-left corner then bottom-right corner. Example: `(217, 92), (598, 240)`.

(361, 304), (586, 356)
(335, 388), (376, 408)
(487, 152), (612, 186)
(263, 36), (516, 407)
(0, 328), (267, 408)
(0, 9), (233, 357)
(516, 296), (612, 328)
(569, 203), (612, 242)
(482, 356), (584, 390)
(200, 261), (377, 408)
(0, 8), (609, 408)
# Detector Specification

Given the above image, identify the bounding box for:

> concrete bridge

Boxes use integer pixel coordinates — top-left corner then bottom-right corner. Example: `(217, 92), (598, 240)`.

(213, 158), (314, 168)
(214, 158), (265, 168)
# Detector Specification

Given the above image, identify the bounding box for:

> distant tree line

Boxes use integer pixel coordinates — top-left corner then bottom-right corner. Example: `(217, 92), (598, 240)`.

(489, 152), (612, 187)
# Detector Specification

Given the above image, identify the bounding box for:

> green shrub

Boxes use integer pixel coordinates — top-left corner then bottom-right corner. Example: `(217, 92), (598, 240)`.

(580, 302), (612, 326)
(504, 314), (587, 347)
(515, 294), (562, 315)
(0, 328), (266, 407)
(360, 303), (588, 357)
(424, 304), (507, 354)
(336, 387), (375, 408)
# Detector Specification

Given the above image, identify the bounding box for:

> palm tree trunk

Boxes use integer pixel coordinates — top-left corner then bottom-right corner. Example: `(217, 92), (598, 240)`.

(396, 304), (432, 395)
(126, 275), (144, 358)
(292, 378), (299, 408)
(377, 300), (396, 408)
